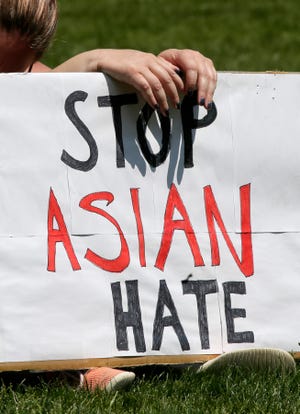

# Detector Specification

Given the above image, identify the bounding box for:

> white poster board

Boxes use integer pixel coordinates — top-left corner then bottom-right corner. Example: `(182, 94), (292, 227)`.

(0, 72), (299, 370)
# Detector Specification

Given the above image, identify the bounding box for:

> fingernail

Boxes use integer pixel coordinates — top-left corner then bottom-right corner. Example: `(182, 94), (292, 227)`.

(207, 102), (213, 110)
(175, 102), (181, 110)
(154, 104), (160, 111)
(165, 109), (170, 117)
(199, 98), (205, 106)
(187, 90), (194, 97)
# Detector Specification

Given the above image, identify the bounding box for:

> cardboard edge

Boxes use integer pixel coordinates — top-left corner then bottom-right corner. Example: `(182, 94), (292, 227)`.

(0, 352), (298, 372)
(0, 354), (218, 372)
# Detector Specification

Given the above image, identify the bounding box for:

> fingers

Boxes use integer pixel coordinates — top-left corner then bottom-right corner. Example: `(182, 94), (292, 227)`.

(129, 70), (168, 114)
(126, 53), (184, 115)
(195, 57), (217, 108)
(179, 53), (217, 108)
(158, 49), (217, 108)
(155, 57), (185, 109)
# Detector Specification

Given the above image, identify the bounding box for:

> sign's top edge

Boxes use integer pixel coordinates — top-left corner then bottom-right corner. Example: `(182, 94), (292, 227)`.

(0, 71), (300, 77)
(218, 70), (300, 74)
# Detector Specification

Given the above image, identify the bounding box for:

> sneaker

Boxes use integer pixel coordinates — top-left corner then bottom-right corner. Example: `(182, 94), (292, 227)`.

(80, 367), (135, 392)
(198, 348), (296, 374)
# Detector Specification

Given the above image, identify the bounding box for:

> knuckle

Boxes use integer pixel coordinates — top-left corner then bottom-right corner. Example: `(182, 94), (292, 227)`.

(139, 81), (152, 94)
(127, 68), (139, 81)
(153, 81), (162, 92)
(206, 57), (213, 66)
(163, 76), (173, 86)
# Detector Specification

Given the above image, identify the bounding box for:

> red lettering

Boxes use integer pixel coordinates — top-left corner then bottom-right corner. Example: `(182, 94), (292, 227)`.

(155, 183), (204, 271)
(47, 188), (81, 272)
(79, 192), (130, 272)
(204, 184), (253, 277)
(130, 188), (146, 267)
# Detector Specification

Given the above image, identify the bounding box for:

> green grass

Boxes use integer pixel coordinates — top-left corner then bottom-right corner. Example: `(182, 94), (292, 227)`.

(44, 0), (300, 72)
(0, 365), (299, 413)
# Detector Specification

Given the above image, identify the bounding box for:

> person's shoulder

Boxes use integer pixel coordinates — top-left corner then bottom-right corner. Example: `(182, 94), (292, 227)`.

(31, 61), (51, 72)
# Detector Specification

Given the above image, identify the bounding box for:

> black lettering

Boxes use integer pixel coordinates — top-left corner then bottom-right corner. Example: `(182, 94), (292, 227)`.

(181, 91), (217, 168)
(111, 280), (146, 352)
(62, 91), (98, 172)
(223, 281), (254, 343)
(98, 94), (138, 167)
(182, 278), (218, 349)
(152, 279), (190, 351)
(136, 103), (171, 167)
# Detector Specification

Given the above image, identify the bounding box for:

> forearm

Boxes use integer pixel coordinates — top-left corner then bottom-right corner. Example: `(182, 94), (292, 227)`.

(52, 49), (105, 72)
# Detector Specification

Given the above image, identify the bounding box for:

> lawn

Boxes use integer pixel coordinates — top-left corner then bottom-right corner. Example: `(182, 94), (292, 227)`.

(0, 365), (299, 413)
(45, 0), (300, 72)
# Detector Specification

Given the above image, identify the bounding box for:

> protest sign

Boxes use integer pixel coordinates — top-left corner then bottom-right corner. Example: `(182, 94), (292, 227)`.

(0, 72), (299, 371)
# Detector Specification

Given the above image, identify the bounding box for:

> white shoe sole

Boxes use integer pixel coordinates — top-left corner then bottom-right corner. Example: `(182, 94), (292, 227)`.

(198, 348), (296, 374)
(106, 371), (136, 392)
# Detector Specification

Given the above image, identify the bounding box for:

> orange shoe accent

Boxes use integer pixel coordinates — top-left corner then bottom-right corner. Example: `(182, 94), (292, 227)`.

(81, 367), (135, 392)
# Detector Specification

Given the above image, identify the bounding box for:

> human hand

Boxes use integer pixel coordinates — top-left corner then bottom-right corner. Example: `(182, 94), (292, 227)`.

(158, 48), (217, 109)
(96, 49), (185, 115)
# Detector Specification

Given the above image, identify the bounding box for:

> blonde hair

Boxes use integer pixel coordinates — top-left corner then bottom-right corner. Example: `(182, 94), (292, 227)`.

(0, 0), (58, 56)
